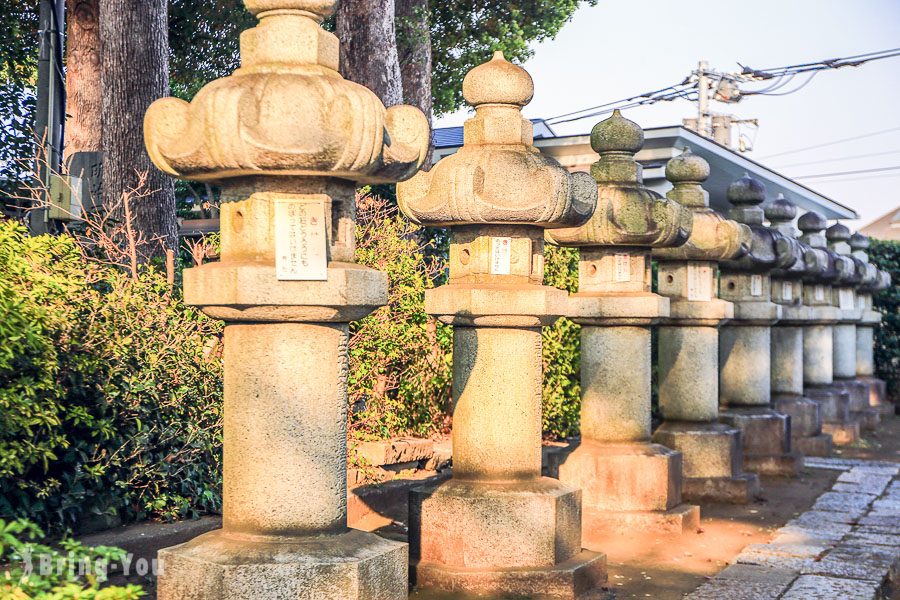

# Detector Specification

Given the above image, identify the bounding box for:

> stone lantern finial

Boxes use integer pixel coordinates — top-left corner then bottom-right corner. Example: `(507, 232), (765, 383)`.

(765, 193), (798, 235)
(664, 148), (711, 208)
(726, 173), (766, 225)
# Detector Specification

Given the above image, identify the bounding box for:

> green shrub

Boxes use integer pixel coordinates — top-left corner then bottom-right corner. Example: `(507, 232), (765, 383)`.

(0, 220), (223, 531)
(0, 518), (143, 599)
(542, 244), (581, 439)
(867, 239), (900, 401)
(349, 196), (453, 439)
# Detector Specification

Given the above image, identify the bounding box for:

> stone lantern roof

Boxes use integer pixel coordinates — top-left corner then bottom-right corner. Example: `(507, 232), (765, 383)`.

(721, 175), (799, 274)
(398, 52), (595, 229)
(652, 150), (750, 262)
(144, 0), (430, 185)
(546, 111), (692, 248)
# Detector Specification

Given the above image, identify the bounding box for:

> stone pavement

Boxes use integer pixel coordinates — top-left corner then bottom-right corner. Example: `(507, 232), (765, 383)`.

(685, 457), (900, 599)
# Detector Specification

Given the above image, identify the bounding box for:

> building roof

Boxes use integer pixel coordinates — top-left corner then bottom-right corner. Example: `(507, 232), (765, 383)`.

(859, 206), (900, 241)
(434, 119), (557, 148)
(432, 122), (857, 220)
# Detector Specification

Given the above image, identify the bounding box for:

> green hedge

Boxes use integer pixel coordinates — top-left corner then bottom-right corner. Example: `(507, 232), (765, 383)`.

(867, 239), (900, 401)
(0, 220), (223, 531)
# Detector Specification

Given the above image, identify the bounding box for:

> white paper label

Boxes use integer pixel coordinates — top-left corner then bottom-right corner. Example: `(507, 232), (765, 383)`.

(687, 262), (712, 301)
(614, 253), (631, 282)
(814, 285), (825, 301)
(490, 237), (512, 275)
(275, 197), (328, 281)
(782, 281), (793, 301)
(839, 288), (854, 310)
(750, 274), (763, 297)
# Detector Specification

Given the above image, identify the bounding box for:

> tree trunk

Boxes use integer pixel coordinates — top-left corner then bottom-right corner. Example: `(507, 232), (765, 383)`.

(64, 0), (101, 157)
(99, 0), (176, 260)
(336, 0), (403, 108)
(395, 0), (433, 167)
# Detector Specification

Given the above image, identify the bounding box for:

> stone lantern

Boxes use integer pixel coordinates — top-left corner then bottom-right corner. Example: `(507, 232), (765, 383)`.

(143, 1), (430, 598)
(651, 151), (760, 504)
(765, 195), (833, 457)
(717, 176), (802, 477)
(397, 52), (606, 599)
(852, 231), (891, 412)
(827, 224), (880, 430)
(797, 213), (858, 446)
(545, 111), (698, 539)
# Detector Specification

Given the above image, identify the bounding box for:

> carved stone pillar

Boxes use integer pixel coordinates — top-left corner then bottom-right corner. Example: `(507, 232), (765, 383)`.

(143, 2), (430, 597)
(397, 52), (606, 599)
(545, 111), (699, 539)
(797, 213), (859, 446)
(651, 152), (760, 504)
(852, 231), (892, 414)
(827, 224), (881, 430)
(717, 176), (802, 476)
(765, 195), (833, 457)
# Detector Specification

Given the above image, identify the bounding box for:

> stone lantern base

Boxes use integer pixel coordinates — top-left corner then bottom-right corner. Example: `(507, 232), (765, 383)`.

(548, 442), (700, 541)
(856, 375), (892, 415)
(807, 386), (861, 445)
(718, 408), (802, 477)
(832, 378), (882, 430)
(157, 528), (407, 600)
(772, 394), (833, 457)
(652, 422), (760, 504)
(409, 478), (607, 599)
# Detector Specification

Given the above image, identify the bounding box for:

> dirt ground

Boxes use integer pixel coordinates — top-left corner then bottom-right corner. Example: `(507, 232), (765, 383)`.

(101, 413), (899, 599)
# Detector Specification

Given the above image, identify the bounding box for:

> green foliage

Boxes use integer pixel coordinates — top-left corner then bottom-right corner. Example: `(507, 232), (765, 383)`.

(0, 518), (143, 599)
(349, 196), (452, 439)
(867, 239), (900, 401)
(167, 0), (255, 100)
(430, 0), (597, 116)
(0, 220), (223, 531)
(0, 1), (38, 205)
(541, 244), (581, 439)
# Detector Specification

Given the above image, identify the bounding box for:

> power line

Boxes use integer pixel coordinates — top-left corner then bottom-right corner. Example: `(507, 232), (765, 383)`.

(793, 165), (900, 180)
(773, 149), (900, 169)
(756, 126), (900, 159)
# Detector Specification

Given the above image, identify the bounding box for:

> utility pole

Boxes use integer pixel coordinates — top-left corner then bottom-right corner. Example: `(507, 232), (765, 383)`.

(696, 60), (711, 138)
(683, 60), (757, 151)
(32, 0), (66, 234)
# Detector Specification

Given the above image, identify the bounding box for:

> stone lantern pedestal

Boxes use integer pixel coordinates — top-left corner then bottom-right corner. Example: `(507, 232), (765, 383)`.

(652, 152), (760, 504)
(399, 53), (606, 599)
(545, 112), (699, 541)
(765, 196), (832, 457)
(717, 176), (801, 477)
(798, 214), (859, 446)
(143, 2), (431, 597)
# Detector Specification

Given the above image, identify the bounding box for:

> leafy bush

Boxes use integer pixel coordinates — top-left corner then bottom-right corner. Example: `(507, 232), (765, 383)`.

(0, 518), (143, 599)
(0, 220), (223, 531)
(867, 239), (900, 401)
(349, 196), (452, 439)
(542, 244), (581, 439)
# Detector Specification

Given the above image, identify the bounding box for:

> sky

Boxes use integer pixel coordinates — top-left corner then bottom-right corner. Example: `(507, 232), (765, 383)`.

(434, 0), (900, 229)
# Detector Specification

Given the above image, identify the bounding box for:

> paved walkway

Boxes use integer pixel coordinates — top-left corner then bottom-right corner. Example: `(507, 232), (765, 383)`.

(685, 457), (900, 600)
